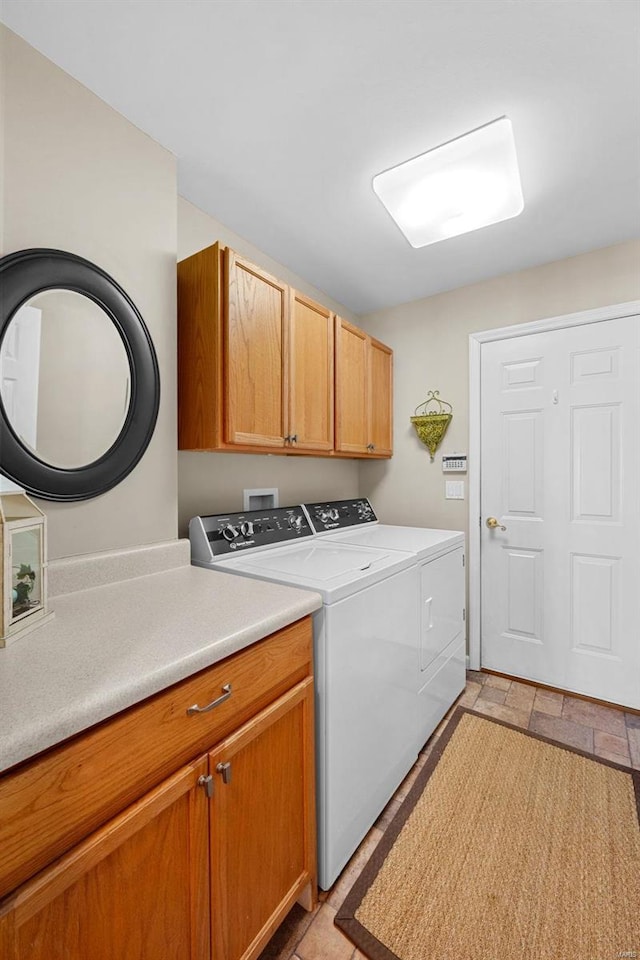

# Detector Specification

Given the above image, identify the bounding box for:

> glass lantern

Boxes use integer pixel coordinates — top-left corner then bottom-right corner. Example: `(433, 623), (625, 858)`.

(1, 491), (51, 647)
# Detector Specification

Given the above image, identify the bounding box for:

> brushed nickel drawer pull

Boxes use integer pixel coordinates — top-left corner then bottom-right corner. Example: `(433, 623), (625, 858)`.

(186, 683), (232, 715)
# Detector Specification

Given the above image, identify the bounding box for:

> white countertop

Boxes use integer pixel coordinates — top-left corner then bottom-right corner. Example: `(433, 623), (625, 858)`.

(0, 545), (321, 773)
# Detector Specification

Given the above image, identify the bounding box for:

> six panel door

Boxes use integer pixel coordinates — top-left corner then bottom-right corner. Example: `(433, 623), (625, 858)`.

(480, 316), (640, 708)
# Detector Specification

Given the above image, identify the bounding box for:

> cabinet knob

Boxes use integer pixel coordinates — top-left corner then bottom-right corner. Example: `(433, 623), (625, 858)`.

(216, 761), (232, 785)
(367, 443), (376, 452)
(198, 774), (214, 798)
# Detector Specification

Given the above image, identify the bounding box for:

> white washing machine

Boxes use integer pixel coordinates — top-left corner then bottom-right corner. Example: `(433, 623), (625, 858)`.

(189, 505), (419, 890)
(302, 499), (466, 751)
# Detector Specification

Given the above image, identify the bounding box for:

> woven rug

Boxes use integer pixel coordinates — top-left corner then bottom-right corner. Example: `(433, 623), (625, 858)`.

(335, 707), (640, 960)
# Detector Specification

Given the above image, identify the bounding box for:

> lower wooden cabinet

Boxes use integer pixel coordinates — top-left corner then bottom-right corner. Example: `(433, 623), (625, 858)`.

(0, 621), (317, 960)
(210, 678), (316, 960)
(0, 758), (211, 960)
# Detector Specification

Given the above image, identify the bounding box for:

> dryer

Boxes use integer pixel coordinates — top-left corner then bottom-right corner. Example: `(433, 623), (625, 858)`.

(302, 499), (466, 751)
(189, 505), (419, 890)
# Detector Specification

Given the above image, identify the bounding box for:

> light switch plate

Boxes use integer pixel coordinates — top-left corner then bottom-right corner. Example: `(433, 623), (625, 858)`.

(445, 480), (465, 500)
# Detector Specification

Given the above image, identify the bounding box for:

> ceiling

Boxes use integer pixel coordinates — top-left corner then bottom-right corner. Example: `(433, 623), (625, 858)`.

(2, 0), (639, 315)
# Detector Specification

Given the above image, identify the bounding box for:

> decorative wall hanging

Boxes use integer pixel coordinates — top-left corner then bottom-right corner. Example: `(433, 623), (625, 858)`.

(410, 390), (453, 461)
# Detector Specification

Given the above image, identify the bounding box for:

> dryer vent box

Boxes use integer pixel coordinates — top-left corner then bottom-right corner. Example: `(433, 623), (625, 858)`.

(243, 488), (279, 511)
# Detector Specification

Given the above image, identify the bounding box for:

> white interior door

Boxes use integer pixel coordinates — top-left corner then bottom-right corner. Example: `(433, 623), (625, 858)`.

(480, 316), (640, 708)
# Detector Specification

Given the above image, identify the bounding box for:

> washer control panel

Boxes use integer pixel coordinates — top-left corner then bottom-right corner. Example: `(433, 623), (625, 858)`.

(302, 498), (378, 533)
(191, 506), (312, 560)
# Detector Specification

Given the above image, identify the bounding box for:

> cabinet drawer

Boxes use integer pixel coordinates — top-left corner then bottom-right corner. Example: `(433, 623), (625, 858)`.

(0, 616), (312, 899)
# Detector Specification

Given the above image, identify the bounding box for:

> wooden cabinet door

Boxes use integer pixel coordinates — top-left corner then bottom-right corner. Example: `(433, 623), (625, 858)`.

(288, 292), (334, 451)
(224, 249), (289, 447)
(334, 317), (369, 453)
(369, 337), (393, 456)
(0, 758), (210, 960)
(209, 678), (316, 960)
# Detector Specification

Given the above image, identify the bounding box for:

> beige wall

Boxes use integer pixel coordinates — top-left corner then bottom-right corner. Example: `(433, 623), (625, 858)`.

(357, 240), (640, 549)
(176, 198), (359, 535)
(1, 27), (178, 559)
(4, 27), (638, 559)
(34, 290), (130, 468)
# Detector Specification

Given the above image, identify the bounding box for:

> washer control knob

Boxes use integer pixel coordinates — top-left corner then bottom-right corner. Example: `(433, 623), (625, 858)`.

(221, 524), (240, 541)
(240, 521), (254, 537)
(329, 508), (339, 521)
(290, 515), (303, 530)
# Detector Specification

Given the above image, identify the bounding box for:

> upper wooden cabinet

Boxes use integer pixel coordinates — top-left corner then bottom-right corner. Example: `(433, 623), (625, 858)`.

(178, 245), (333, 454)
(335, 318), (393, 456)
(368, 336), (393, 457)
(178, 243), (391, 457)
(288, 291), (334, 452)
(225, 250), (289, 448)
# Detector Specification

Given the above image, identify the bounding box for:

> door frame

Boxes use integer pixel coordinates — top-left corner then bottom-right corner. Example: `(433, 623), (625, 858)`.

(467, 299), (640, 671)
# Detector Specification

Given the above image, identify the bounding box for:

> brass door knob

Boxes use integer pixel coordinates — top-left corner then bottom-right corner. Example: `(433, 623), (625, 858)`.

(486, 517), (507, 531)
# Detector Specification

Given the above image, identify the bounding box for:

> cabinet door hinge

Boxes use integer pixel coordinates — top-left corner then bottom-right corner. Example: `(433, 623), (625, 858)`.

(462, 554), (465, 567)
(462, 609), (466, 621)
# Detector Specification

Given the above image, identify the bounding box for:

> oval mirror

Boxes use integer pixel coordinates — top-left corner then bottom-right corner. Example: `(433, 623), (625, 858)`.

(0, 249), (160, 501)
(1, 289), (131, 469)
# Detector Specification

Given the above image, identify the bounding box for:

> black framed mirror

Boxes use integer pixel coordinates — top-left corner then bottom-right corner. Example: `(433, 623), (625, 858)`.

(0, 249), (160, 501)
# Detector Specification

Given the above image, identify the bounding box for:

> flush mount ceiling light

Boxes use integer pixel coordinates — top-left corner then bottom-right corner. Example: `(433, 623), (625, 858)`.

(372, 116), (524, 248)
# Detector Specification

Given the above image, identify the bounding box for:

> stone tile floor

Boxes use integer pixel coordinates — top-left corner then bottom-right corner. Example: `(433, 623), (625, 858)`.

(258, 671), (640, 960)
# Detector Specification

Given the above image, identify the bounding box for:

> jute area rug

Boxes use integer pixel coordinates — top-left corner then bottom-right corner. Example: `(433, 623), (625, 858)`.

(335, 707), (640, 960)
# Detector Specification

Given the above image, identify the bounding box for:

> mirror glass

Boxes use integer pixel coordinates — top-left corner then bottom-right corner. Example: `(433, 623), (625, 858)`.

(0, 290), (131, 468)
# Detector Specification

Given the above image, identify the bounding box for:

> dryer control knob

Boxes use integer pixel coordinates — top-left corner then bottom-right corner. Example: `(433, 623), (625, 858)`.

(222, 524), (240, 541)
(240, 521), (254, 537)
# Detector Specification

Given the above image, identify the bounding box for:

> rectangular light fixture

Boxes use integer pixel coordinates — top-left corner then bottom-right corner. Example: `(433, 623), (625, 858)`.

(372, 116), (524, 248)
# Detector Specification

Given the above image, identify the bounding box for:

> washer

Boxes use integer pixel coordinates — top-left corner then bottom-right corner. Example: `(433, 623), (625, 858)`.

(189, 504), (419, 890)
(302, 498), (466, 751)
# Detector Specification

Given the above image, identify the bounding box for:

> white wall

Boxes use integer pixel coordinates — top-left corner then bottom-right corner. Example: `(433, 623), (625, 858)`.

(176, 197), (360, 535)
(1, 26), (178, 559)
(357, 240), (640, 551)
